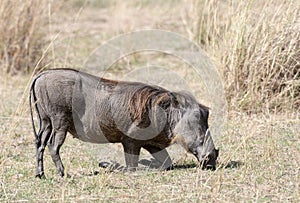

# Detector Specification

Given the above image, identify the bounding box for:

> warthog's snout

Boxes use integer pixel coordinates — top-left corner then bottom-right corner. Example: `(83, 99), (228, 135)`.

(201, 160), (216, 171)
(198, 148), (219, 171)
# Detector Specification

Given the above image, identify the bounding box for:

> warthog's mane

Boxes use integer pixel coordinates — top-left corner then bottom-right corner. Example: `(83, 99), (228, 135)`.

(125, 84), (170, 128)
(123, 83), (209, 130)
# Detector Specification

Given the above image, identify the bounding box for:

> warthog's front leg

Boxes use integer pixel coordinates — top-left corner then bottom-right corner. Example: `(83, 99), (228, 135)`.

(122, 139), (141, 171)
(143, 145), (173, 170)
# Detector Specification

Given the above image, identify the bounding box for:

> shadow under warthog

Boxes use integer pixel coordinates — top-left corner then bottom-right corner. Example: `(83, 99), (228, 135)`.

(221, 160), (243, 169)
(83, 160), (243, 177)
(97, 159), (198, 172)
(98, 159), (242, 170)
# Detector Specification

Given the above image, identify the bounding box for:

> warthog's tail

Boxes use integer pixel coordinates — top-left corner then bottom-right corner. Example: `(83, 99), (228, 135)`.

(29, 78), (38, 140)
(29, 73), (44, 140)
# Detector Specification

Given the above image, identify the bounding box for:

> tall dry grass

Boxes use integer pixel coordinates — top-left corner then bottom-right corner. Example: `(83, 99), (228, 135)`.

(0, 0), (47, 75)
(187, 0), (299, 113)
(0, 0), (298, 114)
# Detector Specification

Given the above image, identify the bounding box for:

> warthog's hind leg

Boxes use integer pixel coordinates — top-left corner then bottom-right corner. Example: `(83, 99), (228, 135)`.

(35, 112), (52, 178)
(47, 127), (67, 177)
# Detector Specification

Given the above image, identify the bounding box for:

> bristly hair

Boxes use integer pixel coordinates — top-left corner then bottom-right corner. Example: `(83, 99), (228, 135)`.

(128, 85), (170, 127)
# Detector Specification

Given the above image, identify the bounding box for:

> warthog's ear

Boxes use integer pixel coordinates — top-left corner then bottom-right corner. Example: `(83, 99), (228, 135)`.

(199, 103), (209, 120)
(157, 93), (173, 110)
(158, 92), (182, 110)
(168, 92), (186, 109)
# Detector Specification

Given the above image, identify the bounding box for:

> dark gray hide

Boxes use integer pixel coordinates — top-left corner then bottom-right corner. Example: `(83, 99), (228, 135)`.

(29, 69), (219, 178)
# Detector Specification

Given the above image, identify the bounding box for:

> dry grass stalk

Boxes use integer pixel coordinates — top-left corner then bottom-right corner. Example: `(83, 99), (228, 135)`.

(188, 0), (299, 113)
(0, 0), (47, 75)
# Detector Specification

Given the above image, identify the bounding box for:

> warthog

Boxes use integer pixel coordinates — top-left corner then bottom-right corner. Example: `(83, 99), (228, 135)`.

(30, 68), (219, 178)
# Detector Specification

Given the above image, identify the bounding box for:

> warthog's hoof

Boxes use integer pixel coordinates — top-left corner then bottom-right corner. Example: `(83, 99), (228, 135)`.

(165, 165), (174, 171)
(125, 166), (138, 172)
(35, 172), (45, 179)
(202, 165), (216, 171)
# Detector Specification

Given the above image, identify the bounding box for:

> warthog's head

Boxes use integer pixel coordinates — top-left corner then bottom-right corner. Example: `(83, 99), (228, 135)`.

(171, 92), (219, 170)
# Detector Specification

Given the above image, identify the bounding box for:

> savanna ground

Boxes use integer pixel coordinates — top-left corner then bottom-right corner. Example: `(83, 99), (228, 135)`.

(0, 0), (299, 202)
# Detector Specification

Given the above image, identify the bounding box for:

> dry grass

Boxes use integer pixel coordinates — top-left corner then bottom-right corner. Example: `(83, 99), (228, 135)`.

(0, 0), (48, 75)
(185, 0), (300, 113)
(0, 76), (299, 202)
(0, 0), (299, 202)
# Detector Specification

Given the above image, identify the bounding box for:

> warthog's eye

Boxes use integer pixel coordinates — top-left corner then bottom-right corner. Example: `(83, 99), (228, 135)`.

(194, 111), (200, 119)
